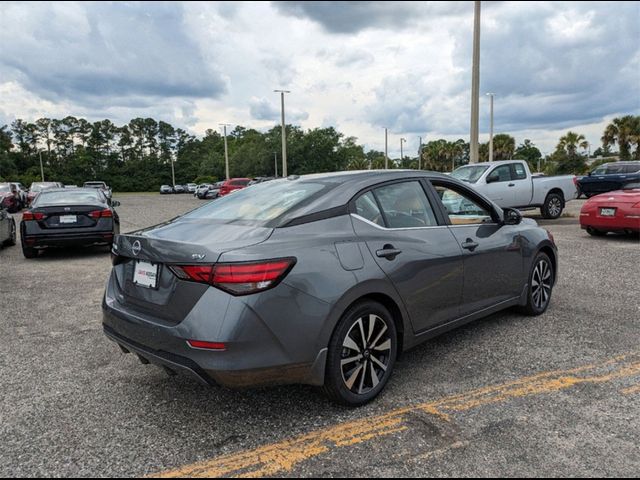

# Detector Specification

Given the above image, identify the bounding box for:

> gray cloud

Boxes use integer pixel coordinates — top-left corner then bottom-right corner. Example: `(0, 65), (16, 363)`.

(273, 1), (469, 33)
(249, 97), (309, 122)
(0, 2), (227, 106)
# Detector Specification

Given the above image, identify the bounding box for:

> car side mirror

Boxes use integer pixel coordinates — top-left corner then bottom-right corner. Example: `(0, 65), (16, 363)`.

(502, 207), (522, 226)
(111, 200), (121, 208)
(588, 172), (592, 176)
(486, 174), (499, 184)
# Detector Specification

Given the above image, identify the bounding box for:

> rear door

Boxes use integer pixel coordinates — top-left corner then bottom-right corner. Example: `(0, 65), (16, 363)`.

(510, 162), (534, 207)
(429, 179), (525, 315)
(350, 180), (464, 333)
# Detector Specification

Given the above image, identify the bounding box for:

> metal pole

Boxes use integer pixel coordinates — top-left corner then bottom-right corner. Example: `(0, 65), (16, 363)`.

(486, 93), (494, 161)
(384, 128), (389, 169)
(418, 136), (422, 170)
(274, 152), (278, 177)
(39, 151), (45, 181)
(170, 153), (176, 186)
(400, 138), (406, 165)
(274, 90), (290, 177)
(222, 125), (230, 180)
(469, 0), (481, 163)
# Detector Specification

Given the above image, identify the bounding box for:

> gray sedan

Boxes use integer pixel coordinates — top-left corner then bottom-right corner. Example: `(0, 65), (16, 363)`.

(103, 171), (557, 406)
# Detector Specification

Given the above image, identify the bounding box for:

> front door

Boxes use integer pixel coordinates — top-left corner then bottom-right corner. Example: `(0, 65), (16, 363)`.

(430, 180), (525, 315)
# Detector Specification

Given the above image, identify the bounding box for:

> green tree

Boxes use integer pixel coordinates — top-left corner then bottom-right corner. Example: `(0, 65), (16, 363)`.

(602, 115), (640, 160)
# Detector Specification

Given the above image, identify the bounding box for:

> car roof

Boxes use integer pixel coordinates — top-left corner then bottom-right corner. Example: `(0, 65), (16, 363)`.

(270, 170), (456, 225)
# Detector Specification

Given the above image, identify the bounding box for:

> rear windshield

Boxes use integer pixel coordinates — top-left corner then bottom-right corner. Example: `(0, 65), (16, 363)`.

(451, 165), (489, 183)
(33, 190), (105, 207)
(182, 180), (333, 223)
(0, 184), (10, 194)
(84, 182), (106, 188)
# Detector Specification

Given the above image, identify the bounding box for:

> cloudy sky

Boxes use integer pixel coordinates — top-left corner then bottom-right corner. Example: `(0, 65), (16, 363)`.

(1, 1), (638, 156)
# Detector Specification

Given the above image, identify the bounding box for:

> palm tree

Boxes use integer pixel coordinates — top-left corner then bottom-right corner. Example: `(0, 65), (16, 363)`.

(492, 134), (516, 160)
(602, 115), (640, 160)
(557, 131), (588, 156)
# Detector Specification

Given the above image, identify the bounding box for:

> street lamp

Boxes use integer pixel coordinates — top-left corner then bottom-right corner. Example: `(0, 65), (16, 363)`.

(400, 138), (406, 164)
(418, 136), (423, 170)
(274, 89), (290, 177)
(384, 128), (389, 169)
(219, 123), (232, 180)
(486, 92), (495, 161)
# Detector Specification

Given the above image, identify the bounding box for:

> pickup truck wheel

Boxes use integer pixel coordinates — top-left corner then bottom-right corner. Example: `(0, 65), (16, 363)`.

(541, 193), (564, 219)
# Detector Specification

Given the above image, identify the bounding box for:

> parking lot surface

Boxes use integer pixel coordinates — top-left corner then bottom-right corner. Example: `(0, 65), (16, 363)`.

(0, 194), (638, 477)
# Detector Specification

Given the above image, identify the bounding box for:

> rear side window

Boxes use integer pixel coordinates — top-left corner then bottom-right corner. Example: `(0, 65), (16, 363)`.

(354, 192), (384, 226)
(513, 163), (527, 179)
(624, 164), (640, 174)
(231, 180), (250, 186)
(373, 181), (438, 228)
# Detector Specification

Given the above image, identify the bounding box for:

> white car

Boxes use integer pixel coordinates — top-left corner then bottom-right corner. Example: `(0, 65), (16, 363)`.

(451, 160), (577, 219)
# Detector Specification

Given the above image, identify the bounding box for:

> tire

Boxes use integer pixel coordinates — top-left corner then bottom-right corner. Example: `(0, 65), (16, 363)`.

(4, 220), (16, 246)
(586, 227), (607, 237)
(323, 300), (398, 406)
(540, 192), (564, 219)
(519, 252), (554, 316)
(22, 245), (38, 258)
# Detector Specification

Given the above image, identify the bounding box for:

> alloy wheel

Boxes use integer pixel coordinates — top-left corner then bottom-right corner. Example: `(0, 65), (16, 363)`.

(340, 314), (392, 395)
(531, 259), (552, 310)
(548, 198), (562, 218)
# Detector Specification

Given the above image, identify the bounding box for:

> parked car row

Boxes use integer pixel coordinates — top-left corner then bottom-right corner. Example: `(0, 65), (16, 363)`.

(159, 184), (197, 194)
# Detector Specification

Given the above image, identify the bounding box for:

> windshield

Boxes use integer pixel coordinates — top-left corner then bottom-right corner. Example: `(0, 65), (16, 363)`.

(30, 183), (57, 192)
(0, 184), (11, 194)
(33, 189), (105, 207)
(182, 179), (333, 223)
(84, 182), (106, 188)
(451, 165), (490, 183)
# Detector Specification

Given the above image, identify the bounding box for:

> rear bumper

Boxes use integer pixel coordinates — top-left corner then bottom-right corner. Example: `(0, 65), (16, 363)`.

(24, 231), (114, 247)
(580, 208), (640, 232)
(101, 271), (329, 388)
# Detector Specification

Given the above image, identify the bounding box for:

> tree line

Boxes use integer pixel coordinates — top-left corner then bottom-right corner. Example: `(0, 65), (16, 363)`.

(0, 115), (637, 191)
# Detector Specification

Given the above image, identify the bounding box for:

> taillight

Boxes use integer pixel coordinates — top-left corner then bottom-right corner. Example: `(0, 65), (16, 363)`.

(169, 258), (296, 295)
(22, 211), (46, 221)
(89, 209), (113, 219)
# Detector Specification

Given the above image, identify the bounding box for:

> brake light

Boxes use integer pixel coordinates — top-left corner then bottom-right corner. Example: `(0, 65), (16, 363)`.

(22, 211), (46, 221)
(169, 258), (296, 295)
(89, 209), (113, 219)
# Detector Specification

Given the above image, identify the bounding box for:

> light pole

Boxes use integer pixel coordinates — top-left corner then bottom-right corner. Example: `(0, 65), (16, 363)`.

(384, 128), (389, 169)
(274, 89), (290, 177)
(400, 138), (406, 165)
(219, 123), (232, 180)
(469, 0), (481, 163)
(170, 152), (176, 186)
(274, 152), (278, 177)
(39, 151), (45, 182)
(486, 92), (495, 162)
(418, 136), (423, 170)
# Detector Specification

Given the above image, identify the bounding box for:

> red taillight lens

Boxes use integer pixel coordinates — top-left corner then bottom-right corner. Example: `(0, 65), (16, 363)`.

(169, 258), (296, 295)
(89, 209), (113, 219)
(187, 340), (226, 351)
(22, 211), (45, 221)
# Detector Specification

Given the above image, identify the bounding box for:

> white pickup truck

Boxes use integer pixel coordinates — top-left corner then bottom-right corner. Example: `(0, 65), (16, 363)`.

(451, 160), (577, 219)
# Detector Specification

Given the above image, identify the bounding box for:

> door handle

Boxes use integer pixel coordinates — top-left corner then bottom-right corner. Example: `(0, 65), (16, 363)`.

(508, 183), (515, 187)
(461, 239), (479, 251)
(376, 245), (402, 260)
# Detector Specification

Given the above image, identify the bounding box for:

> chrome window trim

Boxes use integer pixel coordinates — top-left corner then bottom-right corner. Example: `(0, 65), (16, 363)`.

(351, 213), (447, 231)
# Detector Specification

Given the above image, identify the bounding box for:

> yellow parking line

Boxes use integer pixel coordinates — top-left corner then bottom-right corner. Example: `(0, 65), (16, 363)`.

(154, 352), (640, 478)
(621, 384), (640, 395)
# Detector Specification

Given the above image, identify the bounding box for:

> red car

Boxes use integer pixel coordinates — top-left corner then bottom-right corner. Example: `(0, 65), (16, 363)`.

(580, 188), (640, 236)
(0, 183), (20, 213)
(218, 178), (251, 197)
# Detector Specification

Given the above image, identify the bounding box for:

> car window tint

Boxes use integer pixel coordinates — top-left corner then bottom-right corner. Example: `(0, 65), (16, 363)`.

(624, 164), (640, 174)
(373, 181), (438, 228)
(490, 165), (513, 182)
(513, 163), (527, 180)
(433, 184), (493, 225)
(354, 191), (384, 226)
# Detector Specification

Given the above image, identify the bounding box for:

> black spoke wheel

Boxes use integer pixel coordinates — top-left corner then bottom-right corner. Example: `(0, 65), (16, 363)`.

(520, 252), (554, 316)
(324, 301), (397, 406)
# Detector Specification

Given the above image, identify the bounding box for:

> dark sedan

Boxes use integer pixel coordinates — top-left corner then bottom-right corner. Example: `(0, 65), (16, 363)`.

(577, 161), (640, 197)
(103, 171), (557, 406)
(21, 188), (120, 258)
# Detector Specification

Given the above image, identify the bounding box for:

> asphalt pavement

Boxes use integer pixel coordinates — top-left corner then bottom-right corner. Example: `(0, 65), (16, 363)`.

(0, 194), (638, 477)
